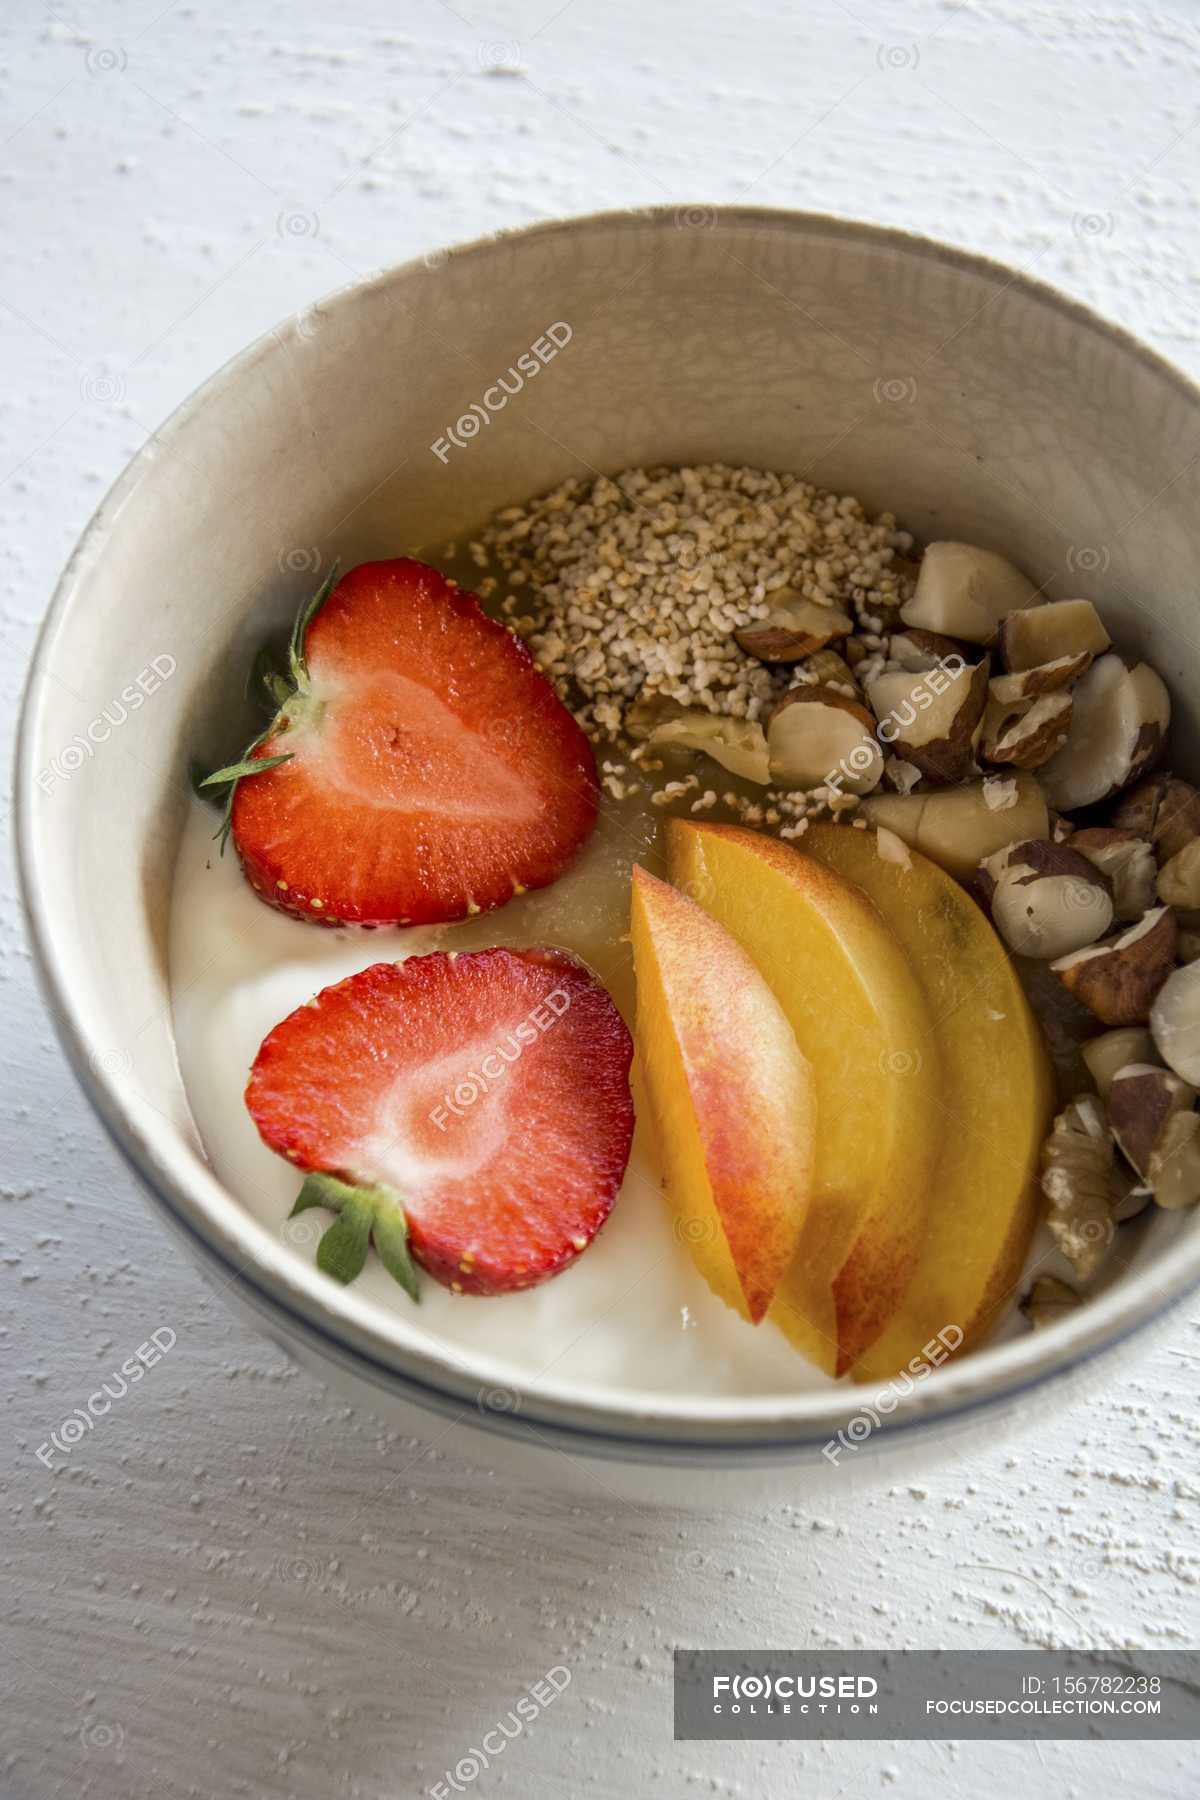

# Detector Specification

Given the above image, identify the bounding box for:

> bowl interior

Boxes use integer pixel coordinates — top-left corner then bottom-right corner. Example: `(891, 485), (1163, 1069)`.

(19, 206), (1200, 1441)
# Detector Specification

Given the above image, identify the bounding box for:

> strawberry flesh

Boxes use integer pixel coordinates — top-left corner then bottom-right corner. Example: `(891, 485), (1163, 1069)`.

(231, 559), (599, 925)
(246, 948), (635, 1294)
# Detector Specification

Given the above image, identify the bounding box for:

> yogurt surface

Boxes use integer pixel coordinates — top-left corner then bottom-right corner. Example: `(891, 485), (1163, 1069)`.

(168, 792), (836, 1399)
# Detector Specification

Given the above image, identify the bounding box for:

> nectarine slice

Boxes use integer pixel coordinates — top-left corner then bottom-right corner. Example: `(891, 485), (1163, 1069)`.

(629, 866), (815, 1324)
(798, 823), (1053, 1382)
(667, 821), (941, 1375)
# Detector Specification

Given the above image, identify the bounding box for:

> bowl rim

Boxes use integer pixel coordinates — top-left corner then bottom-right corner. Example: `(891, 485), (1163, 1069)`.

(16, 201), (1200, 1453)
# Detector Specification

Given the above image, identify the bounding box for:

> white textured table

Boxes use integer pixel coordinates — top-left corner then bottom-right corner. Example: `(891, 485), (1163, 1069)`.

(3, 3), (1199, 1796)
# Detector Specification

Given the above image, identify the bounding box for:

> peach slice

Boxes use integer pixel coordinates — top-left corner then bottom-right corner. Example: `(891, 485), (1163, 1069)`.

(666, 821), (941, 1375)
(799, 822), (1054, 1382)
(629, 866), (815, 1324)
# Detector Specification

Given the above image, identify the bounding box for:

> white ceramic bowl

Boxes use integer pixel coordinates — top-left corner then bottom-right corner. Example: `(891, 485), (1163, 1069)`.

(17, 206), (1200, 1504)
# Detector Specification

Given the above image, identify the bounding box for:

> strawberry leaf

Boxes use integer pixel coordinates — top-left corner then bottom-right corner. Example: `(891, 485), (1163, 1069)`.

(288, 561), (339, 691)
(291, 1171), (357, 1214)
(194, 561), (337, 853)
(200, 748), (293, 853)
(315, 1191), (374, 1284)
(200, 752), (294, 787)
(371, 1197), (421, 1303)
(288, 1173), (420, 1300)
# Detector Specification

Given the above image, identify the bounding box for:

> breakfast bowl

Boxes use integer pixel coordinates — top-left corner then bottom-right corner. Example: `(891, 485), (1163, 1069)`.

(16, 205), (1200, 1505)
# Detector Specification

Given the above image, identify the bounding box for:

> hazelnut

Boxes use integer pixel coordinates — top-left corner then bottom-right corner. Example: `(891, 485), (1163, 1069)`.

(900, 541), (1041, 644)
(1040, 1094), (1116, 1281)
(867, 659), (990, 784)
(888, 626), (978, 672)
(980, 690), (1073, 769)
(1114, 774), (1200, 863)
(1108, 1063), (1200, 1210)
(734, 594), (853, 663)
(626, 692), (687, 740)
(1051, 906), (1177, 1025)
(980, 839), (1113, 961)
(1157, 838), (1200, 909)
(990, 656), (1093, 702)
(998, 597), (1110, 673)
(1147, 1109), (1200, 1210)
(646, 710), (771, 783)
(1080, 1025), (1157, 1100)
(1071, 828), (1157, 921)
(767, 686), (883, 794)
(1038, 654), (1170, 813)
(1108, 1062), (1196, 1178)
(1150, 960), (1200, 1085)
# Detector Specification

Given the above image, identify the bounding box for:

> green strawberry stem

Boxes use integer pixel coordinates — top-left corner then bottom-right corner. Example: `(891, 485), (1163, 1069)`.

(290, 1172), (421, 1302)
(314, 1190), (374, 1283)
(289, 563), (339, 689)
(202, 752), (294, 786)
(197, 560), (340, 853)
(199, 747), (293, 852)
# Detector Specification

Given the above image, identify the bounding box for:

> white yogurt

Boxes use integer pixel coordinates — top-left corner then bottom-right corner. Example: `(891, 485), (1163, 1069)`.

(168, 794), (834, 1398)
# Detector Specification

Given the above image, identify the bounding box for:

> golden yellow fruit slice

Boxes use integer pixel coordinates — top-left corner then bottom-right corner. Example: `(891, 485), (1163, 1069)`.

(667, 820), (941, 1375)
(630, 866), (815, 1324)
(799, 822), (1053, 1382)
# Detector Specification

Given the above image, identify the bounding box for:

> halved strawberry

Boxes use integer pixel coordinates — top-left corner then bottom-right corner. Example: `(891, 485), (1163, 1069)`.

(246, 948), (635, 1296)
(205, 559), (599, 926)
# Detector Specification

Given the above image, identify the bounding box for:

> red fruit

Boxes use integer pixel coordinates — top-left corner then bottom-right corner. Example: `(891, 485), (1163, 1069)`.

(246, 948), (635, 1295)
(227, 559), (598, 926)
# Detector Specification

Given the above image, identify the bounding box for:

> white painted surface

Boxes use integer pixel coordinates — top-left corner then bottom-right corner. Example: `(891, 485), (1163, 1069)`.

(3, 2), (1200, 1795)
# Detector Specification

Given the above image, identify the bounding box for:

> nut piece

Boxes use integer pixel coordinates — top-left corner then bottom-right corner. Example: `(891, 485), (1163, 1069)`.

(874, 826), (912, 869)
(990, 657), (1092, 702)
(888, 627), (976, 672)
(1071, 828), (1157, 921)
(1107, 1063), (1200, 1209)
(862, 773), (1049, 879)
(803, 647), (861, 695)
(1157, 839), (1200, 909)
(980, 839), (1113, 960)
(983, 773), (1023, 811)
(646, 710), (771, 783)
(1150, 960), (1200, 1085)
(1038, 655), (1171, 813)
(1148, 1109), (1200, 1210)
(980, 690), (1073, 769)
(884, 756), (923, 795)
(626, 691), (686, 740)
(767, 686), (883, 794)
(1154, 778), (1200, 861)
(1110, 772), (1168, 841)
(1113, 774), (1200, 863)
(867, 659), (990, 784)
(900, 541), (1041, 644)
(1178, 930), (1200, 965)
(998, 597), (1111, 672)
(1040, 1094), (1116, 1281)
(1051, 906), (1177, 1025)
(1020, 1274), (1083, 1330)
(734, 595), (853, 663)
(1108, 1062), (1196, 1178)
(1080, 1026), (1157, 1100)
